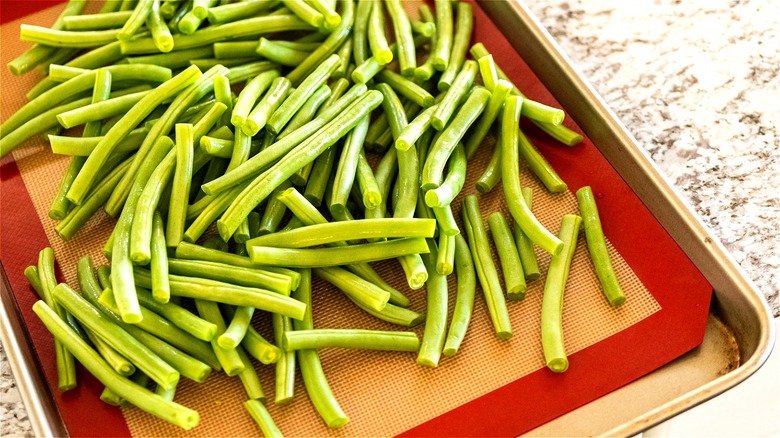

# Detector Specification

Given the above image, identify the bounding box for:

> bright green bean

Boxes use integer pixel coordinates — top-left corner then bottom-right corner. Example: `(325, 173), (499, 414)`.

(314, 266), (390, 312)
(541, 214), (582, 373)
(32, 301), (199, 430)
(194, 299), (245, 376)
(232, 69), (281, 128)
(282, 0), (324, 28)
(168, 258), (292, 295)
(518, 129), (567, 193)
(329, 115), (369, 217)
(130, 149), (177, 265)
(576, 186), (626, 307)
(249, 218), (435, 248)
(430, 60), (479, 131)
(20, 24), (120, 47)
(367, 0), (392, 65)
(167, 123), (195, 248)
(135, 288), (217, 342)
(355, 151), (382, 210)
(512, 188), (541, 281)
(377, 70), (435, 108)
(464, 79), (513, 159)
(477, 54), (499, 92)
(352, 0), (372, 65)
(219, 306), (255, 349)
(475, 135), (501, 194)
(425, 143), (466, 208)
(442, 233), (476, 356)
(384, 0), (415, 76)
(285, 329), (419, 352)
(422, 86), (490, 189)
(417, 240), (448, 367)
(411, 19), (435, 37)
(150, 213), (171, 304)
(118, 0), (154, 40)
(438, 2), (472, 91)
(236, 346), (265, 401)
(395, 104), (437, 151)
(248, 237), (429, 267)
(501, 95), (563, 255)
(245, 400), (282, 437)
(127, 46), (214, 69)
(207, 0), (280, 24)
(430, 0), (452, 71)
(436, 233), (455, 275)
(278, 83), (331, 139)
(62, 10), (133, 30)
(303, 145), (337, 206)
(397, 253), (428, 290)
(462, 195), (511, 340)
(148, 0), (175, 52)
(334, 37), (352, 79)
(256, 37), (312, 66)
(56, 89), (151, 130)
(272, 313), (296, 404)
(245, 76), (291, 136)
(488, 212), (527, 300)
(308, 0), (340, 30)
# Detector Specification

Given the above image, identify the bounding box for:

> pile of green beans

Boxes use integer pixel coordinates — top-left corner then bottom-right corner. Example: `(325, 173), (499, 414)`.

(6, 0), (627, 434)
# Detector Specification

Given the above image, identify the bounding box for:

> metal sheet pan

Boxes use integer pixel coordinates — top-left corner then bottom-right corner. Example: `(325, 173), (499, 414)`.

(475, 0), (775, 435)
(0, 1), (774, 436)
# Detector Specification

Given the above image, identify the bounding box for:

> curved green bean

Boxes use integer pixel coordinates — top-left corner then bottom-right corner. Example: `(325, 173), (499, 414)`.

(442, 233), (476, 356)
(367, 1), (392, 64)
(518, 129), (567, 193)
(314, 266), (390, 312)
(438, 2), (473, 92)
(417, 241), (448, 367)
(385, 0), (415, 76)
(245, 76), (291, 136)
(194, 299), (245, 376)
(231, 69), (281, 128)
(20, 24), (121, 47)
(425, 143), (466, 208)
(330, 115), (369, 217)
(130, 149), (177, 265)
(464, 79), (513, 159)
(256, 37), (312, 66)
(352, 0), (373, 65)
(430, 0), (452, 71)
(377, 69), (435, 108)
(431, 60), (479, 131)
(488, 212), (526, 300)
(219, 306), (255, 349)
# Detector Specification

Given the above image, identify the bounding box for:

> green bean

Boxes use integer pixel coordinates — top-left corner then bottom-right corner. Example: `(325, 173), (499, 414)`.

(231, 69), (281, 128)
(52, 283), (180, 390)
(121, 14), (312, 54)
(267, 54), (340, 135)
(147, 0), (175, 52)
(168, 258), (292, 295)
(438, 2), (472, 91)
(442, 233), (476, 356)
(384, 0), (415, 76)
(46, 64), (89, 82)
(518, 129), (567, 193)
(464, 79), (513, 158)
(128, 46), (214, 69)
(245, 77), (291, 136)
(182, 182), (246, 243)
(32, 301), (199, 430)
(19, 24), (120, 48)
(364, 146), (396, 220)
(218, 90), (382, 239)
(355, 151), (382, 210)
(235, 345), (265, 401)
(134, 267), (306, 320)
(149, 213), (171, 305)
(192, 0), (218, 18)
(413, 6), (436, 81)
(290, 270), (347, 428)
(576, 186), (626, 307)
(431, 204), (458, 236)
(422, 86), (490, 190)
(160, 0), (181, 18)
(36, 249), (78, 391)
(541, 214), (582, 373)
(55, 159), (132, 240)
(397, 253), (428, 290)
(430, 60), (479, 131)
(424, 143), (466, 208)
(367, 0), (392, 64)
(222, 311), (280, 365)
(436, 233), (455, 275)
(352, 299), (425, 327)
(49, 69), (113, 220)
(511, 188), (541, 281)
(68, 66), (199, 207)
(62, 10), (132, 30)
(167, 0), (192, 33)
(309, 0), (341, 30)
(477, 54), (499, 92)
(254, 180), (291, 236)
(475, 139), (501, 194)
(98, 288), (216, 372)
(130, 149), (177, 265)
(256, 37), (312, 66)
(271, 313), (296, 404)
(56, 89), (151, 130)
(110, 136), (174, 323)
(167, 123), (195, 248)
(333, 38), (352, 79)
(282, 0), (324, 28)
(285, 0), (353, 86)
(488, 212), (527, 300)
(430, 0), (452, 71)
(329, 116), (369, 217)
(135, 288), (217, 342)
(193, 299), (245, 376)
(278, 83), (331, 139)
(377, 70), (435, 108)
(8, 0), (87, 75)
(284, 329), (418, 352)
(314, 266), (390, 312)
(213, 41), (260, 59)
(303, 145), (338, 206)
(395, 104), (437, 151)
(416, 240), (447, 367)
(244, 400), (282, 436)
(249, 237), (429, 267)
(84, 327), (136, 378)
(501, 95), (563, 255)
(411, 20), (435, 38)
(218, 306), (255, 349)
(201, 136), (233, 158)
(118, 0), (154, 40)
(208, 0), (279, 24)
(462, 195), (511, 339)
(352, 0), (372, 65)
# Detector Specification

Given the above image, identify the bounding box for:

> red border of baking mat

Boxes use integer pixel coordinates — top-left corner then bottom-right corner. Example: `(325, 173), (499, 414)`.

(0, 1), (712, 436)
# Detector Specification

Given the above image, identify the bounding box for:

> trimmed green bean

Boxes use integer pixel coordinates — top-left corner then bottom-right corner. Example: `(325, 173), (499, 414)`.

(121, 14), (313, 54)
(475, 136), (501, 194)
(194, 299), (245, 376)
(236, 345), (265, 401)
(438, 2), (473, 92)
(135, 288), (217, 342)
(169, 258), (292, 295)
(32, 301), (199, 430)
(150, 212), (171, 303)
(84, 328), (136, 378)
(395, 104), (437, 151)
(118, 0), (154, 40)
(62, 10), (132, 30)
(518, 129), (567, 193)
(214, 41), (261, 59)
(285, 329), (419, 352)
(303, 145), (337, 206)
(256, 180), (293, 236)
(430, 60), (479, 131)
(20, 24), (120, 47)
(477, 54), (499, 92)
(272, 313), (296, 404)
(133, 267), (306, 320)
(377, 70), (435, 108)
(192, 0), (218, 19)
(334, 38), (352, 79)
(417, 240), (448, 367)
(432, 204), (459, 236)
(56, 89), (150, 130)
(356, 151), (382, 210)
(314, 266), (390, 312)
(462, 195), (511, 339)
(422, 86), (491, 189)
(442, 233), (476, 356)
(128, 46), (214, 69)
(232, 69), (281, 128)
(282, 0), (324, 28)
(488, 212), (527, 300)
(436, 233), (455, 275)
(464, 79), (513, 159)
(256, 37), (312, 66)
(308, 0), (341, 30)
(512, 188), (541, 281)
(278, 83), (331, 139)
(130, 149), (177, 265)
(148, 0), (175, 52)
(245, 400), (282, 437)
(411, 19), (435, 38)
(397, 253), (428, 290)
(367, 0), (392, 64)
(266, 54), (340, 135)
(541, 214), (582, 373)
(430, 0), (452, 71)
(245, 76), (291, 136)
(168, 123), (195, 248)
(353, 0), (372, 65)
(501, 95), (563, 255)
(425, 143), (466, 208)
(329, 115), (369, 217)
(207, 0), (279, 24)
(219, 306), (255, 349)
(248, 237), (429, 267)
(576, 186), (626, 307)
(384, 0), (415, 76)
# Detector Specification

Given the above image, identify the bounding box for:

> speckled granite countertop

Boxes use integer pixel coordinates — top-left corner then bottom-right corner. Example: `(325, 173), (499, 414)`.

(1, 1), (778, 436)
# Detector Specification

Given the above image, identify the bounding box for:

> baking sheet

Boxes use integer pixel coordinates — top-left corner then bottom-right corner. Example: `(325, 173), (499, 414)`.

(0, 1), (712, 436)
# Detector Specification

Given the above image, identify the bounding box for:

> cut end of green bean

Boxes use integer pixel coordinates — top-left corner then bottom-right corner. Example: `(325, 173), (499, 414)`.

(374, 50), (393, 65)
(547, 357), (569, 373)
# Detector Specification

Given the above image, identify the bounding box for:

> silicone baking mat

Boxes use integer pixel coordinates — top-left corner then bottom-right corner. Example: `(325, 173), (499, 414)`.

(0, 1), (712, 436)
